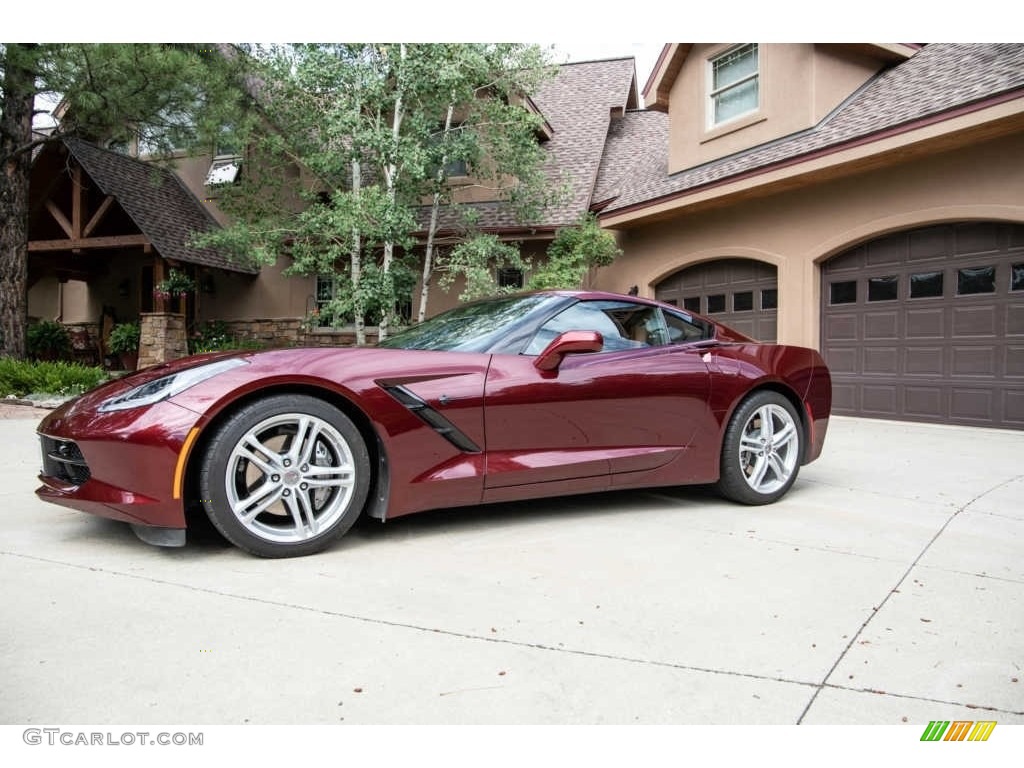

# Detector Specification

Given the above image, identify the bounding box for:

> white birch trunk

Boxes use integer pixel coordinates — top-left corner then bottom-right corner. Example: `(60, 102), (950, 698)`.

(417, 101), (455, 324)
(378, 43), (406, 342)
(350, 158), (365, 346)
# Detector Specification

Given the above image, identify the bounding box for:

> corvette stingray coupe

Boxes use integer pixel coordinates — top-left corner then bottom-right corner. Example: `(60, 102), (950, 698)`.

(37, 291), (831, 558)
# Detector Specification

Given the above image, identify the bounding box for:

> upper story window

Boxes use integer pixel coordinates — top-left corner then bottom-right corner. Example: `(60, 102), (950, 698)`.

(444, 157), (468, 178)
(708, 44), (759, 128)
(137, 110), (195, 157)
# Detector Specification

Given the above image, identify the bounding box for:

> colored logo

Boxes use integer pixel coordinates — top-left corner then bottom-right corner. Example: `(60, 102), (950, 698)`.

(920, 721), (997, 742)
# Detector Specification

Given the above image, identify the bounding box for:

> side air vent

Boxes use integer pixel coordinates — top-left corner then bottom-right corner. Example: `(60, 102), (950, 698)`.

(39, 435), (92, 485)
(382, 385), (481, 453)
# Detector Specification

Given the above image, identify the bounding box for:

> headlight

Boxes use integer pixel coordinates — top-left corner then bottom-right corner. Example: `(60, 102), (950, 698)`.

(98, 358), (248, 412)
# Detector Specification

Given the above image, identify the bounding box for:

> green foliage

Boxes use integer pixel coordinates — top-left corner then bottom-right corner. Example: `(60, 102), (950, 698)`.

(188, 320), (265, 354)
(3, 43), (254, 164)
(528, 214), (623, 290)
(197, 43), (558, 339)
(153, 269), (196, 299)
(106, 322), (140, 354)
(1, 43), (257, 359)
(315, 261), (418, 328)
(439, 234), (530, 302)
(0, 357), (106, 398)
(26, 320), (71, 360)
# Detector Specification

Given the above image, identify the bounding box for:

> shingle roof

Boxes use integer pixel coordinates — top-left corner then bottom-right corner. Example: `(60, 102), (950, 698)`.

(598, 43), (1024, 215)
(592, 110), (668, 207)
(63, 138), (259, 274)
(423, 57), (639, 234)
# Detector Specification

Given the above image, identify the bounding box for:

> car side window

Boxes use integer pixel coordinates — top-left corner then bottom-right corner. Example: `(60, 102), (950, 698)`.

(664, 308), (711, 343)
(523, 300), (669, 355)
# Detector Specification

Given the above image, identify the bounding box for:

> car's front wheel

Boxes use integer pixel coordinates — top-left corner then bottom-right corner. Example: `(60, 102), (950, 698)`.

(198, 394), (371, 557)
(716, 390), (804, 505)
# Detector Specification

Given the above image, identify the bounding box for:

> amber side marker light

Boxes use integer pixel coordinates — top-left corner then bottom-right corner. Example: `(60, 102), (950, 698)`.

(173, 427), (202, 500)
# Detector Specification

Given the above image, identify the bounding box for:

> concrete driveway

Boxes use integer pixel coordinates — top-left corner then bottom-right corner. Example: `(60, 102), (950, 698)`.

(1, 408), (1022, 726)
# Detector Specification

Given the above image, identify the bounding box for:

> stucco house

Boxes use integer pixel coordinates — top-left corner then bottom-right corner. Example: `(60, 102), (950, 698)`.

(27, 56), (639, 360)
(590, 43), (1024, 429)
(26, 43), (1024, 429)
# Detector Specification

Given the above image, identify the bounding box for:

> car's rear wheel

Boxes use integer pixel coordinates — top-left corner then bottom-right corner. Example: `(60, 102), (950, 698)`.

(198, 394), (371, 557)
(716, 390), (804, 505)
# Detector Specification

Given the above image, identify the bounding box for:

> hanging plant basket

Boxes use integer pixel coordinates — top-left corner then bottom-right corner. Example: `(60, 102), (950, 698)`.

(153, 270), (196, 300)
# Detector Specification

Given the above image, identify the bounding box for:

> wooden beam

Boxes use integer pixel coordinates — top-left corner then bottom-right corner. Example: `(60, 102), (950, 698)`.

(45, 200), (74, 238)
(82, 195), (115, 238)
(154, 257), (166, 313)
(28, 234), (150, 252)
(72, 163), (84, 238)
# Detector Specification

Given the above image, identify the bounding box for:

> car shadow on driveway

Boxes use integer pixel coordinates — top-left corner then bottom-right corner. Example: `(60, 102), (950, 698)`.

(130, 483), (725, 559)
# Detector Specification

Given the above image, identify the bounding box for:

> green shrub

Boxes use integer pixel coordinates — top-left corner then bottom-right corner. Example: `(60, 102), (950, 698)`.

(26, 320), (71, 361)
(189, 320), (265, 354)
(107, 322), (140, 355)
(0, 358), (107, 398)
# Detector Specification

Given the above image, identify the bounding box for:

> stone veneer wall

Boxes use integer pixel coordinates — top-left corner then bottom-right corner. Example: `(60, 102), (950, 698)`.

(138, 312), (188, 368)
(214, 318), (379, 348)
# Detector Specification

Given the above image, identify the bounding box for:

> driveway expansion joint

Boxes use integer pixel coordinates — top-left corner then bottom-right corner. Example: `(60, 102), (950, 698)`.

(795, 471), (1024, 724)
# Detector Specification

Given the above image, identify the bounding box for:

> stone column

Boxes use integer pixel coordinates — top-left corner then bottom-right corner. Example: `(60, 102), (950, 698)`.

(138, 312), (188, 369)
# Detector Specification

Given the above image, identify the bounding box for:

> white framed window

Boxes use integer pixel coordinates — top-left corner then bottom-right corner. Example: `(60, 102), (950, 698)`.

(315, 275), (339, 327)
(707, 44), (759, 128)
(313, 275), (413, 328)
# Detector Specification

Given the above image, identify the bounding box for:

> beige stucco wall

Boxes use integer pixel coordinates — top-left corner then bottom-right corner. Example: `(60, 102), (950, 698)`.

(810, 45), (886, 123)
(669, 44), (884, 172)
(27, 278), (62, 322)
(199, 257), (313, 323)
(597, 131), (1024, 350)
(31, 251), (149, 325)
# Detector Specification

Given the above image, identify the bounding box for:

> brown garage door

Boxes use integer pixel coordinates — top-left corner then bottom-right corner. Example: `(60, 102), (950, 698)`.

(655, 258), (778, 342)
(822, 222), (1024, 429)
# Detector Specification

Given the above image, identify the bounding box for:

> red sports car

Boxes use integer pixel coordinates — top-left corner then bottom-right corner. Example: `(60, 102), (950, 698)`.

(37, 291), (831, 558)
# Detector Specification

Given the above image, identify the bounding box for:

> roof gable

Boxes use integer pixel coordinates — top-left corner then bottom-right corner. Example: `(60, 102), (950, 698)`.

(422, 57), (640, 234)
(62, 138), (258, 273)
(642, 43), (918, 111)
(601, 43), (1024, 221)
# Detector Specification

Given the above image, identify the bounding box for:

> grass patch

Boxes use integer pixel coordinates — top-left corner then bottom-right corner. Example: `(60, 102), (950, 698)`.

(0, 357), (108, 399)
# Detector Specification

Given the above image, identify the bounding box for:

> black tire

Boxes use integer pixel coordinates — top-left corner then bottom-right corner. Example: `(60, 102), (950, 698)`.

(716, 390), (805, 506)
(198, 394), (371, 558)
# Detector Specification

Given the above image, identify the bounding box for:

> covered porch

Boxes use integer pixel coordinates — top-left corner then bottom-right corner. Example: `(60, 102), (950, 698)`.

(27, 138), (258, 369)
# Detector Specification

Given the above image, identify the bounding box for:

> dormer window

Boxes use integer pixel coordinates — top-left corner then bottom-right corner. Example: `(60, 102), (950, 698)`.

(205, 156), (242, 186)
(708, 44), (759, 128)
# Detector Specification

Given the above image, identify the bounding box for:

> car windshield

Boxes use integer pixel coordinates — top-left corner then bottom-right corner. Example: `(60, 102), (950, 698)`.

(378, 294), (558, 352)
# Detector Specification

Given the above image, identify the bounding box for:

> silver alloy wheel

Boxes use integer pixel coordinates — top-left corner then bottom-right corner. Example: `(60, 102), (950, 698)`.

(224, 412), (357, 544)
(737, 403), (800, 495)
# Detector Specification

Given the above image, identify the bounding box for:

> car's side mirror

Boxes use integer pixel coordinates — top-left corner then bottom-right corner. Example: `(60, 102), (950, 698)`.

(533, 330), (604, 371)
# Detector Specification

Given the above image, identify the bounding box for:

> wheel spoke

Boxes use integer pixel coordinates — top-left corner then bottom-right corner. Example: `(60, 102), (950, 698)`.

(292, 417), (323, 466)
(234, 481), (283, 522)
(773, 421), (796, 451)
(748, 455), (769, 489)
(285, 491), (319, 536)
(304, 464), (354, 489)
(740, 432), (762, 450)
(766, 453), (789, 484)
(237, 437), (280, 475)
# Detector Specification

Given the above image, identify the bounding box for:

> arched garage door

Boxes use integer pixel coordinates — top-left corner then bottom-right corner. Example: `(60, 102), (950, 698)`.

(822, 222), (1024, 429)
(655, 258), (778, 342)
